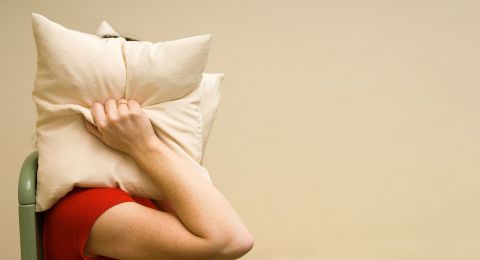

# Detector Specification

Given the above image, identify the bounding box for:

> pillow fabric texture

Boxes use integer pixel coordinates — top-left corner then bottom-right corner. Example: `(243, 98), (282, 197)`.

(31, 13), (224, 212)
(95, 21), (225, 164)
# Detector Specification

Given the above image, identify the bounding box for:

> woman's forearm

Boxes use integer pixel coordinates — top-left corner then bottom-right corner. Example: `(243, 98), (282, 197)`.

(130, 137), (253, 252)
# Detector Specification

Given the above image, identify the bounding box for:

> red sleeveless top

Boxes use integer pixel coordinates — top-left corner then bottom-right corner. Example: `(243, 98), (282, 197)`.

(42, 186), (172, 260)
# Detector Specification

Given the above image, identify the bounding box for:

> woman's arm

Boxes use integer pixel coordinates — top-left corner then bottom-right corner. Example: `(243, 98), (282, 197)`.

(82, 98), (253, 260)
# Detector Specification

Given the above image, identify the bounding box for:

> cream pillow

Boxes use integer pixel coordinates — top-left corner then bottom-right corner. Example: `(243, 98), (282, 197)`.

(94, 21), (225, 164)
(32, 13), (222, 212)
(198, 73), (224, 163)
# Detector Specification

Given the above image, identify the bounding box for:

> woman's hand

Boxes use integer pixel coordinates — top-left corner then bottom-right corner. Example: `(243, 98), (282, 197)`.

(82, 98), (254, 260)
(82, 98), (158, 157)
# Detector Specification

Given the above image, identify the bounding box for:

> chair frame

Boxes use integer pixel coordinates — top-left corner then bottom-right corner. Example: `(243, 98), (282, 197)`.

(18, 150), (44, 260)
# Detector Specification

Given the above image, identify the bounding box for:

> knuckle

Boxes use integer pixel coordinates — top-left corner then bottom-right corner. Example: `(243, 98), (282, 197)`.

(91, 102), (101, 109)
(96, 122), (107, 130)
(109, 116), (120, 124)
(118, 113), (128, 120)
(103, 98), (113, 105)
(127, 99), (138, 106)
(131, 109), (143, 117)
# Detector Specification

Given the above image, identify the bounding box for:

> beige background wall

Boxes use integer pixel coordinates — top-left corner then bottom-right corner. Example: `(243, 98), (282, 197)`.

(1, 0), (480, 259)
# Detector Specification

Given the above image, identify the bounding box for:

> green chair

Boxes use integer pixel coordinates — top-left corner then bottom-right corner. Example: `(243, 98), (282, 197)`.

(18, 150), (44, 260)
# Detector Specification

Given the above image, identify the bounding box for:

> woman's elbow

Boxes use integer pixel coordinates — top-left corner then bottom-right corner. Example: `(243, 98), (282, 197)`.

(214, 231), (254, 259)
(212, 232), (254, 260)
(229, 232), (254, 258)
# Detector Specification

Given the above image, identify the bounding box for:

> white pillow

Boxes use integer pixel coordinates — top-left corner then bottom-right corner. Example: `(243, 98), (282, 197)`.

(94, 21), (225, 164)
(198, 73), (224, 164)
(31, 13), (223, 212)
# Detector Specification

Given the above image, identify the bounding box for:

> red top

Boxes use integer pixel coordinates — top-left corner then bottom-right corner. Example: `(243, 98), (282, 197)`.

(42, 186), (174, 260)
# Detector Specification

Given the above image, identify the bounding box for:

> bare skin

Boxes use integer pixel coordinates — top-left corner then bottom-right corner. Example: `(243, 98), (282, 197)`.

(81, 98), (253, 260)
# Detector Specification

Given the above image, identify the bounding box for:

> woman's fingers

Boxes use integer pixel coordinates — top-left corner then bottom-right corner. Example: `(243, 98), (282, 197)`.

(82, 116), (102, 139)
(91, 101), (108, 129)
(84, 98), (156, 156)
(127, 99), (142, 113)
(105, 98), (119, 121)
(117, 98), (129, 118)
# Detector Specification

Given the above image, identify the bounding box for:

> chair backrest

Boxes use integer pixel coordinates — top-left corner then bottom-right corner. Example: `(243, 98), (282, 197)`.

(18, 150), (44, 260)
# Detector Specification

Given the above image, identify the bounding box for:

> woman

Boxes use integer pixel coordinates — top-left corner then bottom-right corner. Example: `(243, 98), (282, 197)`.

(42, 97), (254, 259)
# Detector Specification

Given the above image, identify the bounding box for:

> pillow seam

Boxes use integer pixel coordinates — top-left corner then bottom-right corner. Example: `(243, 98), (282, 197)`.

(198, 78), (205, 163)
(120, 39), (128, 98)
